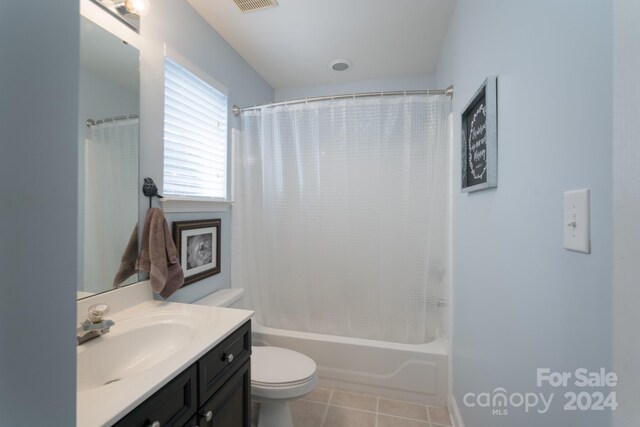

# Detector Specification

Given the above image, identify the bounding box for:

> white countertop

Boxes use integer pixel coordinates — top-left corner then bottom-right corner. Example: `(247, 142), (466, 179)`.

(76, 299), (253, 427)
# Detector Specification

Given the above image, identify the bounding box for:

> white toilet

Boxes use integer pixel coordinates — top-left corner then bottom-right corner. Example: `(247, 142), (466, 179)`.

(193, 289), (317, 427)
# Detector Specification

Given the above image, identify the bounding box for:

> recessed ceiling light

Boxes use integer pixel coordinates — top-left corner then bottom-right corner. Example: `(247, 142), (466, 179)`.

(329, 59), (353, 72)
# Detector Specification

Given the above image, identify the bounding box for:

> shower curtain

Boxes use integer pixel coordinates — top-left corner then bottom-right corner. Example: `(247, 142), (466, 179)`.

(82, 118), (139, 293)
(233, 95), (450, 344)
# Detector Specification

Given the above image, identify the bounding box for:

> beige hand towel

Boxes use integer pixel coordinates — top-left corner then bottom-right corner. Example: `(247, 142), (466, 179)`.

(112, 223), (139, 288)
(136, 208), (184, 298)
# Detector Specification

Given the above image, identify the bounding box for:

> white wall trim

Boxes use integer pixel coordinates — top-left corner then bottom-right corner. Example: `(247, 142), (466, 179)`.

(446, 111), (455, 400)
(160, 197), (232, 213)
(448, 394), (465, 427)
(164, 44), (229, 96)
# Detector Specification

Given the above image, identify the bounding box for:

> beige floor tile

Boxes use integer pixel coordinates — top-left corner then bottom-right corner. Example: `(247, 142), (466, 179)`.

(302, 387), (333, 404)
(329, 390), (377, 412)
(428, 407), (452, 426)
(378, 398), (428, 421)
(291, 399), (327, 427)
(377, 414), (430, 427)
(323, 406), (376, 427)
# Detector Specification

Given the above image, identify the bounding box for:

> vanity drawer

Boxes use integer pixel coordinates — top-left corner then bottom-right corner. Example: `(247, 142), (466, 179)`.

(114, 364), (197, 427)
(198, 361), (250, 427)
(198, 320), (251, 406)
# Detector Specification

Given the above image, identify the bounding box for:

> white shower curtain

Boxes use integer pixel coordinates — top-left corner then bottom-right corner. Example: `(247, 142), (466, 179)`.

(233, 95), (450, 344)
(82, 118), (139, 293)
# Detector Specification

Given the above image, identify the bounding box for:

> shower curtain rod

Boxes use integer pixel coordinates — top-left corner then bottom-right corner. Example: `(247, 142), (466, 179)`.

(232, 85), (454, 116)
(86, 113), (139, 127)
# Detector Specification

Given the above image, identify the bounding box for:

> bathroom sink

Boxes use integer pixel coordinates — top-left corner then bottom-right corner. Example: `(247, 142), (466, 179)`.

(77, 311), (199, 392)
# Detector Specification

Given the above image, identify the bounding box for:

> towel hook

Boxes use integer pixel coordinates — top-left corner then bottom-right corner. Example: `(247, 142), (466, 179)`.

(142, 177), (163, 209)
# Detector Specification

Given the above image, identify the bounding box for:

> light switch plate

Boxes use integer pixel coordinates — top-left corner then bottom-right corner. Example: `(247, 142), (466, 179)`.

(563, 189), (590, 253)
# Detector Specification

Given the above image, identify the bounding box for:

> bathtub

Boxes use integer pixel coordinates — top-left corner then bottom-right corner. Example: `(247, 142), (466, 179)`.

(251, 321), (448, 407)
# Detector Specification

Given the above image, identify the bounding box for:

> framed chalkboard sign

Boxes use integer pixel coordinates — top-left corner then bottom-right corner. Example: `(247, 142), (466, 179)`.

(461, 76), (497, 192)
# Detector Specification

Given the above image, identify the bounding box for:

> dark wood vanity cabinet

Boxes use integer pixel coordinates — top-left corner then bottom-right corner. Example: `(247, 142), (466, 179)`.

(113, 366), (198, 427)
(114, 321), (251, 427)
(197, 321), (251, 427)
(197, 361), (250, 427)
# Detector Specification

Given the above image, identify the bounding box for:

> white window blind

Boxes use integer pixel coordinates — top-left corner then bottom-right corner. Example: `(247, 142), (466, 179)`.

(164, 57), (228, 199)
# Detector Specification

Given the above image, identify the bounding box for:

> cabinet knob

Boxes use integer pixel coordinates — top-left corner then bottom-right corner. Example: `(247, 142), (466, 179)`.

(148, 421), (160, 427)
(201, 410), (213, 422)
(222, 353), (234, 363)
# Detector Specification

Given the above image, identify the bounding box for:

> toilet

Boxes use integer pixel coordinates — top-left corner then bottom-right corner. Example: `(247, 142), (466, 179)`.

(193, 289), (317, 427)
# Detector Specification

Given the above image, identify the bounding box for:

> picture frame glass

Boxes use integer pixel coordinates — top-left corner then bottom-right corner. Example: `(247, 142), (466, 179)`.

(181, 226), (217, 277)
(464, 91), (488, 188)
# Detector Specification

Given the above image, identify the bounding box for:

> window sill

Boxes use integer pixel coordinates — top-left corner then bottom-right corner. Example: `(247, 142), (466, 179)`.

(159, 197), (233, 213)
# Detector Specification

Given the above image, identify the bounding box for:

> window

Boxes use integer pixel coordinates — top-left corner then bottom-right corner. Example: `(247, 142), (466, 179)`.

(164, 57), (228, 199)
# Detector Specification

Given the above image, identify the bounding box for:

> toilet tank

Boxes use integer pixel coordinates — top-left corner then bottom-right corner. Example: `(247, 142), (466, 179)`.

(194, 288), (245, 309)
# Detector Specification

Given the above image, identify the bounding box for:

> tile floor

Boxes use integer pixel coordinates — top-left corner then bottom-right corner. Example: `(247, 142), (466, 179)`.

(253, 388), (453, 427)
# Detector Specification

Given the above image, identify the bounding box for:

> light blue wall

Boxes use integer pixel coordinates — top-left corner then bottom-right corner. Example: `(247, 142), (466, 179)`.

(0, 1), (79, 425)
(436, 1), (612, 426)
(275, 74), (436, 101)
(613, 1), (640, 425)
(138, 0), (274, 303)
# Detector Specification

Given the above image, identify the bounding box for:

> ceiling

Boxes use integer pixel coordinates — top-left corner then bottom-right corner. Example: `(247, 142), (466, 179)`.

(187, 0), (455, 90)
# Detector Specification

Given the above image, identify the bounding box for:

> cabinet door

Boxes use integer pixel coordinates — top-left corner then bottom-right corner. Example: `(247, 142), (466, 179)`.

(198, 321), (251, 406)
(114, 365), (197, 427)
(198, 361), (250, 427)
(183, 415), (198, 427)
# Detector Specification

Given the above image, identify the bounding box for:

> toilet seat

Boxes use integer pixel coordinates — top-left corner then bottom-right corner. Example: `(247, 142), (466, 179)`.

(251, 346), (317, 400)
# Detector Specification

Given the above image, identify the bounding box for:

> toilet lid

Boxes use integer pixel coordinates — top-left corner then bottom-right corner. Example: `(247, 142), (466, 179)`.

(252, 346), (316, 385)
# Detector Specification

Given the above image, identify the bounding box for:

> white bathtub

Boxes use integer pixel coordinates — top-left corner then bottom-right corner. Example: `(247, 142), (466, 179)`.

(251, 321), (448, 407)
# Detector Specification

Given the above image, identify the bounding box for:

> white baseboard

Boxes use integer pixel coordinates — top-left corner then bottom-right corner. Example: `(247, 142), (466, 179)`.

(448, 394), (465, 427)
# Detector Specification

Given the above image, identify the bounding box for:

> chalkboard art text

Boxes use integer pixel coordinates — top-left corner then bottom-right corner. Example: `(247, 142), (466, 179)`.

(468, 103), (487, 181)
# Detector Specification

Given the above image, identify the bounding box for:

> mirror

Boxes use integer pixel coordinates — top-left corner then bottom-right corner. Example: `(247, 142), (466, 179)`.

(78, 17), (140, 300)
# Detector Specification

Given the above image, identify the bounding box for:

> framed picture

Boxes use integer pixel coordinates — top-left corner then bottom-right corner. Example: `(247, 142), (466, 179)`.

(461, 76), (498, 192)
(172, 219), (221, 286)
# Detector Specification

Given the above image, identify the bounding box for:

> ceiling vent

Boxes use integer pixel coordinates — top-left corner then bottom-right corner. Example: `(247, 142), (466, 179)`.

(232, 0), (279, 13)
